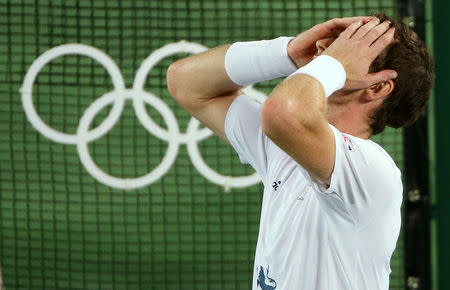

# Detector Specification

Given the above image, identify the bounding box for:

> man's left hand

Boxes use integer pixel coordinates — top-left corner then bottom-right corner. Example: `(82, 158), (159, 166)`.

(287, 16), (373, 68)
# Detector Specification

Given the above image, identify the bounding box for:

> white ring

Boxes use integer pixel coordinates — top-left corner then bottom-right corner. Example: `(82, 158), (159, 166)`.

(77, 89), (179, 189)
(133, 41), (211, 143)
(185, 116), (260, 188)
(21, 44), (126, 144)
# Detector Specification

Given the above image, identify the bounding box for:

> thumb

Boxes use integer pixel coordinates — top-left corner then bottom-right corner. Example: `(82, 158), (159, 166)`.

(365, 69), (398, 86)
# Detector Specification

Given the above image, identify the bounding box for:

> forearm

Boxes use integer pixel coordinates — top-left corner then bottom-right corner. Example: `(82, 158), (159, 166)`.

(167, 44), (239, 108)
(262, 54), (346, 135)
(167, 37), (297, 109)
(262, 74), (327, 141)
(261, 55), (347, 182)
(261, 74), (335, 181)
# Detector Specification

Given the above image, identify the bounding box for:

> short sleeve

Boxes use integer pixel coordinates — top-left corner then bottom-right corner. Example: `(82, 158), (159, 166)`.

(313, 124), (403, 228)
(225, 94), (269, 183)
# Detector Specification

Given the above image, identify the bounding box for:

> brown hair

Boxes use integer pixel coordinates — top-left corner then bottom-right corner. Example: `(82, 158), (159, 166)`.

(369, 13), (434, 135)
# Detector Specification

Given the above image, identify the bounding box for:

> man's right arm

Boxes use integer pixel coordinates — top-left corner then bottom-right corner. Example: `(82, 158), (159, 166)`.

(167, 44), (241, 142)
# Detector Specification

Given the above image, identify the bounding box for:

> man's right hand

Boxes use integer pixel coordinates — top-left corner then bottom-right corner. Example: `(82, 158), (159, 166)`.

(322, 18), (397, 90)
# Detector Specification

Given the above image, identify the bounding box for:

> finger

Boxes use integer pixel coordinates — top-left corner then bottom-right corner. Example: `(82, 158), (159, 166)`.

(351, 17), (380, 39)
(364, 69), (398, 86)
(364, 20), (392, 45)
(339, 20), (364, 39)
(314, 17), (373, 39)
(370, 27), (395, 57)
(362, 17), (375, 24)
(328, 16), (374, 29)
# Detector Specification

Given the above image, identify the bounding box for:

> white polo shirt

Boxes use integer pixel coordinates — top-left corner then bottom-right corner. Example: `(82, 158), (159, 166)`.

(224, 94), (403, 290)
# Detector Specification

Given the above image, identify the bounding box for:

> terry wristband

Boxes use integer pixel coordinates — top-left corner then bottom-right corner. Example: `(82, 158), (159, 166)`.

(289, 55), (346, 97)
(224, 36), (297, 86)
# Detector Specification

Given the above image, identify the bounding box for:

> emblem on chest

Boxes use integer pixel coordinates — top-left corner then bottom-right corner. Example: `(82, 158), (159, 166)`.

(272, 180), (282, 191)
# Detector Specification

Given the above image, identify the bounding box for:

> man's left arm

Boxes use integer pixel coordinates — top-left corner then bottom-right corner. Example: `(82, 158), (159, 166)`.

(261, 19), (396, 184)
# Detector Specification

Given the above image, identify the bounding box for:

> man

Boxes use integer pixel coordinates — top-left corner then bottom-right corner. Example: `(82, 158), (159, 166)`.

(167, 14), (433, 290)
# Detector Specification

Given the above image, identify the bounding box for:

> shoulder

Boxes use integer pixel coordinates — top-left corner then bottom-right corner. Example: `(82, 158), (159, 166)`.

(330, 125), (402, 189)
(353, 137), (400, 178)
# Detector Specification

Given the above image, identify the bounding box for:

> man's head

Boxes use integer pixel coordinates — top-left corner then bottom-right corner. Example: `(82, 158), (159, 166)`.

(367, 14), (434, 134)
(318, 14), (433, 135)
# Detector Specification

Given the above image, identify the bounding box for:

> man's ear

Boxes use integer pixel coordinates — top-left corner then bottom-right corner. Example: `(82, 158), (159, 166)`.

(362, 79), (395, 102)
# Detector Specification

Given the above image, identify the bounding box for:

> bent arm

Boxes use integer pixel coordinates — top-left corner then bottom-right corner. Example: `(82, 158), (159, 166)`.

(261, 18), (396, 185)
(261, 74), (335, 184)
(167, 45), (241, 142)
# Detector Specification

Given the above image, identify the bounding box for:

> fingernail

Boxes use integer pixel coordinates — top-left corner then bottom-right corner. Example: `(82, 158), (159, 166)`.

(391, 71), (398, 78)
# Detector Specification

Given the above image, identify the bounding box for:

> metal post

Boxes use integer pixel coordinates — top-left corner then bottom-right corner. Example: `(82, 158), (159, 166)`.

(397, 0), (430, 289)
(432, 0), (450, 289)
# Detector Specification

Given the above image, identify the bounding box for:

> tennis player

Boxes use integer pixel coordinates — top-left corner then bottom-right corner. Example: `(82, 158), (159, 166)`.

(167, 14), (433, 289)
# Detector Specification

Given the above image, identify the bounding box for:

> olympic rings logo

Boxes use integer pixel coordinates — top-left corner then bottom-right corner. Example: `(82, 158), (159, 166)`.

(21, 42), (267, 190)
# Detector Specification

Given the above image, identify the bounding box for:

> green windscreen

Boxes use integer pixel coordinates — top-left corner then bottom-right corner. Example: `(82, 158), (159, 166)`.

(0, 0), (404, 289)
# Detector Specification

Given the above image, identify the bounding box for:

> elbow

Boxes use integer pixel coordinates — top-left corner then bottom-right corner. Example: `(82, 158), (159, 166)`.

(261, 97), (290, 139)
(167, 59), (200, 111)
(166, 60), (183, 101)
(261, 94), (325, 138)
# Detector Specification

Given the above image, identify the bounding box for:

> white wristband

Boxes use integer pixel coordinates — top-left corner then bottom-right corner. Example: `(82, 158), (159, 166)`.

(224, 37), (297, 86)
(290, 55), (346, 97)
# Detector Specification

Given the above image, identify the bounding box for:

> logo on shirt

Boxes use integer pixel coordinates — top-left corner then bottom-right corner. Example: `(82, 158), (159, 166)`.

(257, 265), (277, 290)
(343, 136), (355, 151)
(272, 180), (282, 191)
(297, 185), (312, 201)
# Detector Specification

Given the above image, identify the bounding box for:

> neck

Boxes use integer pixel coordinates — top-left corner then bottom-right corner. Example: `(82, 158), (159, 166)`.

(326, 91), (373, 139)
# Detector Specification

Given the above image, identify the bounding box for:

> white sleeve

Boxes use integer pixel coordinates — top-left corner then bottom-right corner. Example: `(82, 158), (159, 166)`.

(224, 94), (269, 183)
(312, 125), (403, 227)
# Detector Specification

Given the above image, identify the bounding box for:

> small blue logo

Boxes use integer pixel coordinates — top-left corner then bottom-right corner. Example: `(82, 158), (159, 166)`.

(257, 265), (277, 290)
(343, 136), (355, 151)
(272, 181), (281, 191)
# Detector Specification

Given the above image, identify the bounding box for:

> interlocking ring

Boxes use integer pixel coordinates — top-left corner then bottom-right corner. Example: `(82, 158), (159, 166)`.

(21, 42), (266, 190)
